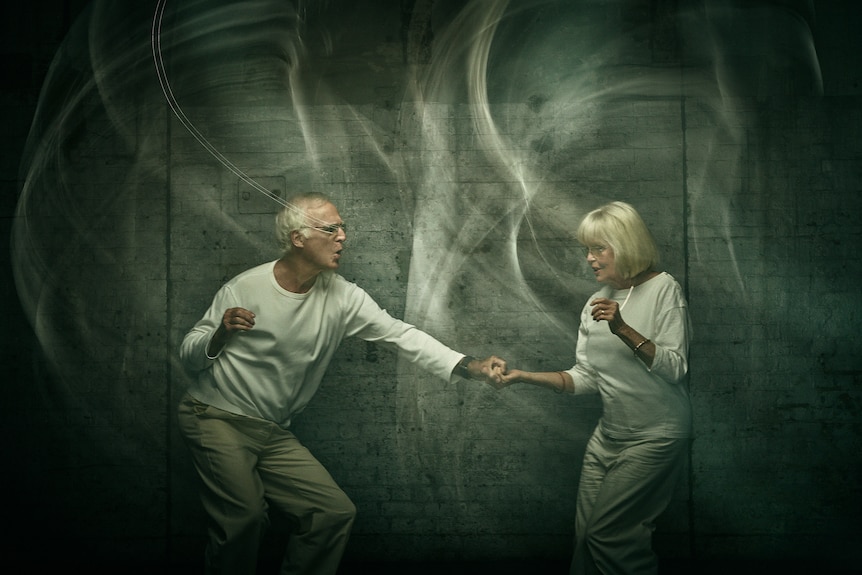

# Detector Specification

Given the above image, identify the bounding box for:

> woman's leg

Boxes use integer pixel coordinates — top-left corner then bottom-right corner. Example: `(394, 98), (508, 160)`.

(571, 431), (688, 575)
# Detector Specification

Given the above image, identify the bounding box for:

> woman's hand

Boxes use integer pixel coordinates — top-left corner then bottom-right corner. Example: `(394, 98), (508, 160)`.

(591, 297), (656, 367)
(590, 297), (625, 333)
(499, 368), (526, 387)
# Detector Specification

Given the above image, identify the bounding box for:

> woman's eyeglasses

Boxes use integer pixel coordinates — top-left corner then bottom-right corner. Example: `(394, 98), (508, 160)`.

(582, 245), (607, 257)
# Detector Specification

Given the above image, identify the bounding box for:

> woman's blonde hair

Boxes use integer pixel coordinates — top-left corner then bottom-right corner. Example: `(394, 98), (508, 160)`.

(576, 201), (659, 280)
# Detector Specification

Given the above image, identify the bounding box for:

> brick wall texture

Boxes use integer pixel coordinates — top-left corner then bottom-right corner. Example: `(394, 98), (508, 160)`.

(2, 0), (860, 570)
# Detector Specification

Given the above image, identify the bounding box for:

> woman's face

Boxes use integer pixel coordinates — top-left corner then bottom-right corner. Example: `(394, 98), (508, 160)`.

(585, 243), (625, 288)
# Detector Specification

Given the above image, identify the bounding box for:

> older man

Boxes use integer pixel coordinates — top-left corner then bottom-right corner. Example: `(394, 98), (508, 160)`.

(178, 191), (506, 575)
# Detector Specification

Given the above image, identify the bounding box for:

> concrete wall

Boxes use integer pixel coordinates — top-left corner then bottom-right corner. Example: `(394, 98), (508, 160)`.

(3, 0), (860, 570)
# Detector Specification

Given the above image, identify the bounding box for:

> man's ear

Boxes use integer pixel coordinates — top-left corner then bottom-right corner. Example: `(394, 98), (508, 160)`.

(290, 229), (306, 249)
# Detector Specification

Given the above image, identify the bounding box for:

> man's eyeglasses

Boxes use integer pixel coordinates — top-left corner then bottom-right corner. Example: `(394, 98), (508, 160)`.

(582, 245), (607, 257)
(306, 223), (347, 235)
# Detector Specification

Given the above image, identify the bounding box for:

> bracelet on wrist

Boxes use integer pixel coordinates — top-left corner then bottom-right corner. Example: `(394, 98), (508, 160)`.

(554, 371), (566, 394)
(633, 338), (650, 355)
(454, 355), (475, 379)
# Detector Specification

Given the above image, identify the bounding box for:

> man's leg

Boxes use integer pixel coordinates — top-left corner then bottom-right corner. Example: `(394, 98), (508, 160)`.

(177, 394), (270, 575)
(256, 427), (356, 575)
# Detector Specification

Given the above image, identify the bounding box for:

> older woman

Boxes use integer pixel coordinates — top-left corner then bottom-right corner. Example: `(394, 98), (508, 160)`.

(501, 201), (692, 575)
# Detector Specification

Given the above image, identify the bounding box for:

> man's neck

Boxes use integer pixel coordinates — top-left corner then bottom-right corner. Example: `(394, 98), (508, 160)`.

(274, 255), (320, 293)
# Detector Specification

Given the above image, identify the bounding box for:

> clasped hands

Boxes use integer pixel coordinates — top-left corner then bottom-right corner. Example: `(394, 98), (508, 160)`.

(462, 355), (509, 389)
(464, 356), (533, 391)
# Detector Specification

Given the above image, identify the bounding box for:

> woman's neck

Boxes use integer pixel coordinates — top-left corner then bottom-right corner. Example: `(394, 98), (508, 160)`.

(611, 269), (658, 290)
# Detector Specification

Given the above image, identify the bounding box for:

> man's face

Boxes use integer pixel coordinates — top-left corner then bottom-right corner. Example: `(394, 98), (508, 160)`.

(299, 201), (346, 271)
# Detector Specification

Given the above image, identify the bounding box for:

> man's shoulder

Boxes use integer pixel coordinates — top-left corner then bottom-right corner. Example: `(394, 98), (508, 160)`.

(226, 261), (276, 287)
(321, 272), (365, 295)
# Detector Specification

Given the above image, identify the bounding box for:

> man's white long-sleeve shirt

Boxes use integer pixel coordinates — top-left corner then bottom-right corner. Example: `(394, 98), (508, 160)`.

(180, 261), (464, 428)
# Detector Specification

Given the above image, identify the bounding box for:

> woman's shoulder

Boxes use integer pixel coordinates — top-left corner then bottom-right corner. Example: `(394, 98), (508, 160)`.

(642, 270), (677, 286)
(644, 272), (687, 303)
